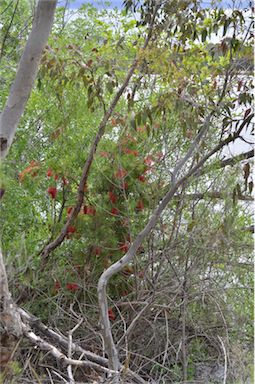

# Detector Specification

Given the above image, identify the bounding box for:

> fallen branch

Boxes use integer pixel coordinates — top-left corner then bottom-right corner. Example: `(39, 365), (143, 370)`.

(18, 308), (147, 384)
(21, 322), (116, 374)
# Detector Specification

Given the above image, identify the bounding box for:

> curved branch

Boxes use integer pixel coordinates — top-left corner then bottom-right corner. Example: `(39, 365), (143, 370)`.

(97, 109), (253, 373)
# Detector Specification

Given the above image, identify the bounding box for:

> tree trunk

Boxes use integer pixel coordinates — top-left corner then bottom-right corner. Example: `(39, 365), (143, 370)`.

(0, 0), (57, 373)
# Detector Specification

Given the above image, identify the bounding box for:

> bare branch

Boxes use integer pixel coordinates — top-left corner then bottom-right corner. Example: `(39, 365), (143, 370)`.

(21, 322), (116, 374)
(174, 192), (253, 202)
(97, 103), (253, 374)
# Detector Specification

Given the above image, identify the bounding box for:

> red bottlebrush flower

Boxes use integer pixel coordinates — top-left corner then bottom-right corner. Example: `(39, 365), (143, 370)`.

(111, 118), (117, 126)
(67, 207), (73, 216)
(123, 148), (138, 157)
(109, 191), (117, 204)
(138, 175), (146, 182)
(48, 186), (57, 199)
(62, 176), (69, 185)
(95, 247), (101, 256)
(115, 168), (127, 179)
(144, 155), (153, 166)
(136, 200), (144, 211)
(111, 207), (119, 216)
(54, 280), (61, 290)
(83, 206), (96, 216)
(54, 174), (59, 180)
(67, 225), (76, 234)
(66, 282), (79, 292)
(108, 308), (116, 321)
(87, 206), (96, 216)
(119, 242), (129, 253)
(19, 160), (40, 182)
(47, 168), (53, 177)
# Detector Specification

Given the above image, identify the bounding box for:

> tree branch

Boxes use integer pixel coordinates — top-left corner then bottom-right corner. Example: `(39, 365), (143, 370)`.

(97, 104), (253, 375)
(40, 1), (160, 269)
(18, 308), (147, 384)
(174, 191), (253, 202)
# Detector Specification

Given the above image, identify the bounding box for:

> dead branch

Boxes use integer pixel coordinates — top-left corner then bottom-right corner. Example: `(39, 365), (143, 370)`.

(18, 308), (147, 384)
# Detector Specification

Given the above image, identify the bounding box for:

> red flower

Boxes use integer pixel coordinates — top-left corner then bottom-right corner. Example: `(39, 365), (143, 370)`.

(119, 242), (129, 253)
(67, 207), (73, 216)
(66, 282), (79, 292)
(54, 280), (61, 290)
(19, 160), (40, 182)
(138, 175), (146, 182)
(115, 168), (127, 179)
(144, 155), (153, 166)
(83, 206), (96, 215)
(54, 174), (59, 180)
(62, 176), (69, 185)
(47, 168), (53, 177)
(111, 207), (119, 216)
(123, 148), (138, 156)
(136, 200), (144, 211)
(95, 247), (101, 256)
(108, 308), (116, 321)
(109, 191), (117, 204)
(48, 187), (57, 199)
(67, 225), (76, 234)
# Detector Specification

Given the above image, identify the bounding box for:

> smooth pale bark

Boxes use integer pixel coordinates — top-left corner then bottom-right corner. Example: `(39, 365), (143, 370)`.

(0, 0), (57, 371)
(0, 0), (57, 158)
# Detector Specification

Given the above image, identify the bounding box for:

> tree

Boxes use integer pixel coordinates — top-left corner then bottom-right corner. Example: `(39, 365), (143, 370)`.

(0, 1), (253, 383)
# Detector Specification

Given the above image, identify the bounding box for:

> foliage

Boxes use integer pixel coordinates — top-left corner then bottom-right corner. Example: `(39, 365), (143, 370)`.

(0, 1), (253, 382)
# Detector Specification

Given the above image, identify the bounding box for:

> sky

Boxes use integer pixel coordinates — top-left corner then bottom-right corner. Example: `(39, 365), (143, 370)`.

(61, 0), (251, 9)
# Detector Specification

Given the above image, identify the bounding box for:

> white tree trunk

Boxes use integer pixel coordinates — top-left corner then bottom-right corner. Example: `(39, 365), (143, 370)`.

(0, 0), (57, 158)
(0, 0), (57, 370)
